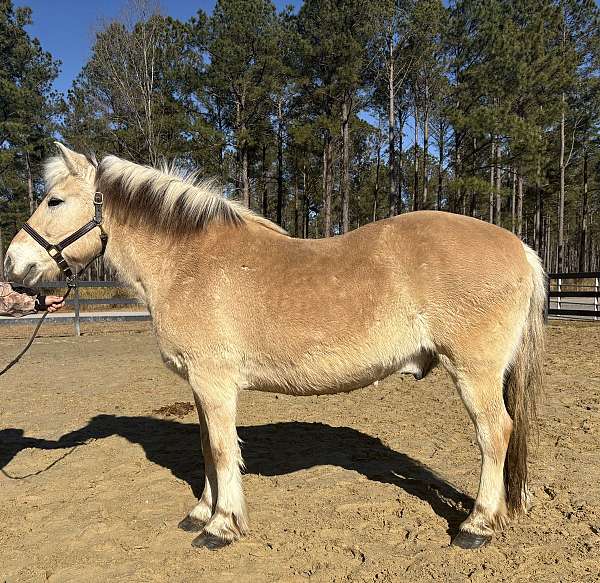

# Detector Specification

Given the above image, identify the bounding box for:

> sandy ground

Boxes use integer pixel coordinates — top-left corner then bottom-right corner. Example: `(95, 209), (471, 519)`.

(0, 321), (598, 583)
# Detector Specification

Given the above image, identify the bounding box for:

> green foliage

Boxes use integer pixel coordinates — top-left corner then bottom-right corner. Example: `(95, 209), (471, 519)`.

(0, 0), (60, 245)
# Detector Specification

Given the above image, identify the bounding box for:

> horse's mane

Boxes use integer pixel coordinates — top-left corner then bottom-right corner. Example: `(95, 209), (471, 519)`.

(48, 154), (286, 235)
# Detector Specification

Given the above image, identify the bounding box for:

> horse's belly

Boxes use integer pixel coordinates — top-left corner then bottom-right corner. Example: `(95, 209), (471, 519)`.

(244, 359), (399, 396)
(244, 349), (437, 396)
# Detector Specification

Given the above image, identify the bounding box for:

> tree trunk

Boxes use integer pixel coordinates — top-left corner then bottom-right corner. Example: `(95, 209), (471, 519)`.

(469, 136), (477, 217)
(302, 164), (309, 239)
(534, 158), (543, 255)
(236, 95), (250, 208)
(241, 144), (250, 208)
(437, 120), (444, 211)
(322, 134), (332, 237)
(388, 39), (397, 217)
(558, 92), (566, 272)
(517, 171), (523, 238)
(293, 176), (299, 237)
(422, 87), (429, 207)
(489, 139), (495, 223)
(373, 123), (382, 222)
(454, 136), (462, 214)
(413, 102), (419, 211)
(261, 144), (268, 218)
(511, 167), (516, 234)
(217, 103), (225, 181)
(495, 146), (501, 226)
(277, 98), (284, 226)
(469, 191), (477, 217)
(397, 109), (403, 213)
(579, 149), (589, 272)
(341, 97), (351, 233)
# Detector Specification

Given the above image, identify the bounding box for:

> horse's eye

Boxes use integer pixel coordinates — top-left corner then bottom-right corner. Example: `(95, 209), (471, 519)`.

(47, 198), (63, 207)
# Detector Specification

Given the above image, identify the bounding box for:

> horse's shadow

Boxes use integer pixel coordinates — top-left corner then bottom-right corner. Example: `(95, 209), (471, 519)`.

(0, 416), (472, 536)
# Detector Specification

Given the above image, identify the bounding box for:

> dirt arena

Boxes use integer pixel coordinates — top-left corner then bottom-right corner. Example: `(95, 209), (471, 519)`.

(0, 320), (598, 582)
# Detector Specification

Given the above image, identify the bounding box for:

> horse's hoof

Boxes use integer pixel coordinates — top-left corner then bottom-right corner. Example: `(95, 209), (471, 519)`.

(191, 532), (232, 550)
(178, 516), (205, 532)
(451, 530), (492, 549)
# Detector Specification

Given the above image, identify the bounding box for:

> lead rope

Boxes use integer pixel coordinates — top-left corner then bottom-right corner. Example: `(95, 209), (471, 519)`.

(0, 288), (71, 376)
(0, 250), (104, 377)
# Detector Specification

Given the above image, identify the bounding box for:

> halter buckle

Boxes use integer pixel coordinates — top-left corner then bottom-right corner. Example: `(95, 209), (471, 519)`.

(94, 192), (104, 225)
(48, 246), (60, 258)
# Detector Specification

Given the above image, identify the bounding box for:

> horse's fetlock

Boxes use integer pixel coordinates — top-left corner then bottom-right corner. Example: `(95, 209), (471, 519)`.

(461, 510), (494, 536)
(189, 499), (213, 524)
(203, 508), (248, 541)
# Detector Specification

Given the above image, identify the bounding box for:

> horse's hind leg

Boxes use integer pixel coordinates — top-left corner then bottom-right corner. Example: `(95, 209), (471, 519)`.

(187, 373), (248, 549)
(446, 361), (513, 549)
(179, 393), (217, 532)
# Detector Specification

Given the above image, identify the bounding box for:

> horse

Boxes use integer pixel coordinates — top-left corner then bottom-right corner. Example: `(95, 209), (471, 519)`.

(4, 143), (545, 550)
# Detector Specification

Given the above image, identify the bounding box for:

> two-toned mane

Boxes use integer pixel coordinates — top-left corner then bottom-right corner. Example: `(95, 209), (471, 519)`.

(45, 152), (286, 236)
(5, 143), (545, 551)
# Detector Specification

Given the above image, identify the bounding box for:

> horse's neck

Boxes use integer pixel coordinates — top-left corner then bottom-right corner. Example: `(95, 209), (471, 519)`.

(103, 218), (239, 306)
(103, 217), (272, 307)
(104, 220), (172, 306)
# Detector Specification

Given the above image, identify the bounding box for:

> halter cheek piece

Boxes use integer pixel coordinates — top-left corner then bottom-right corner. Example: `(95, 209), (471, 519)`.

(21, 192), (108, 287)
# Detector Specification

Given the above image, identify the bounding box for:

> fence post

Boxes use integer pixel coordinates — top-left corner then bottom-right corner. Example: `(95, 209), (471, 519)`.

(595, 276), (599, 322)
(557, 277), (562, 314)
(544, 275), (550, 324)
(74, 286), (81, 337)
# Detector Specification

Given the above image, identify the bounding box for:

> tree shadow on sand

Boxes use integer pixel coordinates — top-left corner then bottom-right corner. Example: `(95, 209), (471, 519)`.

(0, 416), (472, 536)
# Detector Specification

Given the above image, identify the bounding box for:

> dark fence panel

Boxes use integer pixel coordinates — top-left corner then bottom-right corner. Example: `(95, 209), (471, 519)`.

(0, 281), (149, 335)
(547, 272), (600, 321)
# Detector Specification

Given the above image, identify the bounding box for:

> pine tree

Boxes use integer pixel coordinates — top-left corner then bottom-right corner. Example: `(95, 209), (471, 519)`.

(0, 0), (60, 262)
(63, 5), (189, 165)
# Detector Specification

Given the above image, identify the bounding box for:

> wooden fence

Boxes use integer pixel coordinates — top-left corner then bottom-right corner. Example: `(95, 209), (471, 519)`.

(547, 272), (600, 320)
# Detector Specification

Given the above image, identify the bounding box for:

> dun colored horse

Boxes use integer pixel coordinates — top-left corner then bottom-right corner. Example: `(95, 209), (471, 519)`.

(5, 143), (545, 550)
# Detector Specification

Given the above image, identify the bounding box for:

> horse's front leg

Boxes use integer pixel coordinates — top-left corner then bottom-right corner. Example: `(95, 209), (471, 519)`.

(187, 371), (248, 549)
(178, 393), (217, 532)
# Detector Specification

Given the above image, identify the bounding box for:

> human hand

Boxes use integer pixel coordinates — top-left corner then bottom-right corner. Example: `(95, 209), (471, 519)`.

(44, 295), (65, 313)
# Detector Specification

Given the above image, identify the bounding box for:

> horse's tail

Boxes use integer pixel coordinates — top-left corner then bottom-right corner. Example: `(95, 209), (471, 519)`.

(503, 243), (546, 515)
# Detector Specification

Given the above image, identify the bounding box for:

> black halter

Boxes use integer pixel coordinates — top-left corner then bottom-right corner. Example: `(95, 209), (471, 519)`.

(21, 192), (108, 287)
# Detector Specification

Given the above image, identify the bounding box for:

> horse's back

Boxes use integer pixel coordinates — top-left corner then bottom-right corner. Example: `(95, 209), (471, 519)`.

(255, 210), (530, 302)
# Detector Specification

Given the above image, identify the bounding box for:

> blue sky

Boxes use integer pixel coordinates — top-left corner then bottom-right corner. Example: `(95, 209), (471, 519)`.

(15, 0), (299, 96)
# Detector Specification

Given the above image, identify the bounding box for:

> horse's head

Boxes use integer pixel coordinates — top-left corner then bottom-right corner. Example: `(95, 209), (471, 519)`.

(4, 143), (101, 286)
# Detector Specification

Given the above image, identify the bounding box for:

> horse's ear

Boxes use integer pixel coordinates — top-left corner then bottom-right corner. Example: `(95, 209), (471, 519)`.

(54, 142), (92, 176)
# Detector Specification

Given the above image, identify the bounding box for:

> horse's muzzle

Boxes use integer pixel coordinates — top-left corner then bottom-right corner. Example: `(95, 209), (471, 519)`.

(3, 248), (43, 286)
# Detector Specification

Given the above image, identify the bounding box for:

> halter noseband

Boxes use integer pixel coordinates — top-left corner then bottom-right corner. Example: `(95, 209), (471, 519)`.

(21, 192), (108, 287)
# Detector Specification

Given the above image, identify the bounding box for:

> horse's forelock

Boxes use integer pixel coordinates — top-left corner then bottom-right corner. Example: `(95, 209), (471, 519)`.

(44, 153), (98, 193)
(43, 156), (72, 192)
